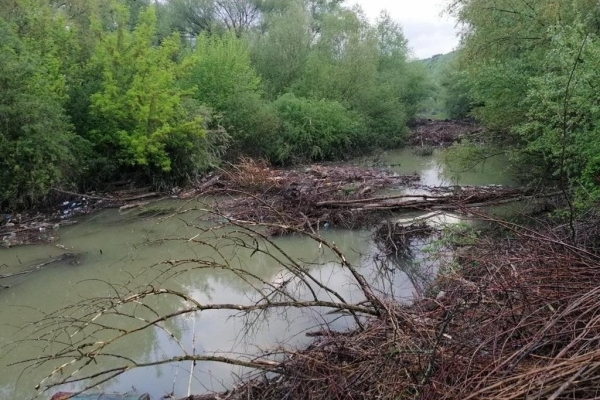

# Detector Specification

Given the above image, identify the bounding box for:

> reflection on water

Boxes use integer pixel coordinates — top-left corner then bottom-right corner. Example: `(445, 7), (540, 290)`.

(0, 209), (417, 400)
(381, 148), (515, 187)
(0, 150), (512, 400)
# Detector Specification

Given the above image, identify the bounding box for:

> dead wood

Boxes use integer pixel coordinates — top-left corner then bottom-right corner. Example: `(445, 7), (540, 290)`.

(374, 221), (435, 256)
(409, 119), (482, 146)
(194, 159), (558, 235)
(0, 253), (80, 283)
(194, 158), (421, 234)
(182, 211), (600, 400)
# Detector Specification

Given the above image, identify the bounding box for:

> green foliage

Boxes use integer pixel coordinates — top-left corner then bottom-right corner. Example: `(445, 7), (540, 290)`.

(418, 51), (473, 120)
(251, 2), (312, 98)
(181, 31), (277, 158)
(0, 18), (76, 208)
(442, 66), (472, 120)
(89, 8), (209, 185)
(0, 0), (430, 209)
(451, 0), (600, 203)
(183, 32), (260, 110)
(294, 8), (378, 103)
(517, 24), (600, 201)
(268, 94), (367, 164)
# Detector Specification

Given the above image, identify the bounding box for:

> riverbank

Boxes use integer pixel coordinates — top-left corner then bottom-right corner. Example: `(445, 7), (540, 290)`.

(3, 121), (560, 399)
(0, 120), (492, 249)
(0, 189), (167, 248)
(180, 209), (600, 400)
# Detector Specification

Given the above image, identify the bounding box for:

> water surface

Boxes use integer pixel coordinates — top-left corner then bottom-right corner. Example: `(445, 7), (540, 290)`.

(0, 150), (512, 399)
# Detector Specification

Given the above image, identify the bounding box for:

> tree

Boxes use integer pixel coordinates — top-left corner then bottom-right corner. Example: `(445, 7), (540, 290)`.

(517, 24), (600, 202)
(269, 93), (367, 164)
(0, 18), (76, 209)
(181, 31), (276, 158)
(89, 7), (209, 186)
(251, 2), (312, 98)
(449, 0), (600, 131)
(168, 0), (263, 36)
(449, 0), (600, 204)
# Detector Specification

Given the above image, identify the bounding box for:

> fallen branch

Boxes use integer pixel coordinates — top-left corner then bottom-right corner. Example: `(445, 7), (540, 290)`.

(0, 253), (79, 280)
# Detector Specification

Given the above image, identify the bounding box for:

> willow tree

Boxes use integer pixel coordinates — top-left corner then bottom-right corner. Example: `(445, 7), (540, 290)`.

(449, 0), (600, 205)
(181, 32), (276, 157)
(89, 7), (209, 186)
(0, 18), (76, 209)
(250, 1), (312, 98)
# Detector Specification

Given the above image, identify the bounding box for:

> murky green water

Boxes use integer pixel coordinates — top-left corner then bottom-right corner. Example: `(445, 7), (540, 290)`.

(0, 149), (514, 400)
(380, 148), (516, 187)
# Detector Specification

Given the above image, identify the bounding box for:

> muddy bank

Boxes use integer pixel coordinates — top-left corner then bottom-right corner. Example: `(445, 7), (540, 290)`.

(0, 189), (165, 248)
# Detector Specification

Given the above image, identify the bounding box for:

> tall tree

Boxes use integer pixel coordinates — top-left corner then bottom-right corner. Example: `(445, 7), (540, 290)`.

(168, 0), (263, 36)
(0, 18), (76, 208)
(449, 0), (600, 203)
(89, 7), (208, 185)
(251, 2), (312, 97)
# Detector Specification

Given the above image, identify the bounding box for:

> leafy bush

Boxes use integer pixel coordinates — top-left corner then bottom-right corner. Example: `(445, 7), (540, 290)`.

(181, 32), (278, 159)
(89, 8), (209, 186)
(268, 93), (367, 164)
(0, 18), (77, 209)
(517, 24), (600, 203)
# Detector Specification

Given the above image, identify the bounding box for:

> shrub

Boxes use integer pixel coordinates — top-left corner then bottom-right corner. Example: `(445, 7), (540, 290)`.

(0, 18), (76, 209)
(268, 94), (368, 165)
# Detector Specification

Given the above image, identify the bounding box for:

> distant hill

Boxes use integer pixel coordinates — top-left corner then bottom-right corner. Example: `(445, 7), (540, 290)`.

(417, 51), (458, 120)
(421, 51), (457, 80)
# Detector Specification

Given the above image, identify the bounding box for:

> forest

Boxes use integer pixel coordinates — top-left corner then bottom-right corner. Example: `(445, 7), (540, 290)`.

(0, 0), (429, 210)
(4, 1), (600, 399)
(2, 0), (600, 211)
(444, 0), (600, 209)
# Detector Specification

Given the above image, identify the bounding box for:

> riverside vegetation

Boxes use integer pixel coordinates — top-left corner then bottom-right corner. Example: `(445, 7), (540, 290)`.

(4, 0), (600, 399)
(0, 0), (428, 211)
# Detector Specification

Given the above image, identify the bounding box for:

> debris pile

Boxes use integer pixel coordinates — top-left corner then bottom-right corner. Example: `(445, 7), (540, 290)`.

(191, 159), (555, 235)
(182, 213), (600, 400)
(0, 189), (164, 247)
(409, 119), (482, 147)
(196, 158), (421, 234)
(374, 221), (435, 256)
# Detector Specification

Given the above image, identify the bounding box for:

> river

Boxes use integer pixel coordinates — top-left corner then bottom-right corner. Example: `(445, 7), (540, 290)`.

(0, 149), (515, 400)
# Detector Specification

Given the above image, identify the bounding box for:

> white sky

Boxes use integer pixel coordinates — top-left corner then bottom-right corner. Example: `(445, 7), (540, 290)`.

(348, 0), (460, 59)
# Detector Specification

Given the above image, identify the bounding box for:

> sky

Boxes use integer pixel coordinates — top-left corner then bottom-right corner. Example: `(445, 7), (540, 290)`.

(348, 0), (461, 59)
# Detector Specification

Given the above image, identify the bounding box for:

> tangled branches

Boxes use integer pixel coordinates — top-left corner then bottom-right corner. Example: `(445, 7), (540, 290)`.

(181, 212), (600, 400)
(210, 158), (421, 234)
(7, 158), (599, 400)
(9, 217), (391, 399)
(417, 213), (600, 399)
(191, 159), (549, 235)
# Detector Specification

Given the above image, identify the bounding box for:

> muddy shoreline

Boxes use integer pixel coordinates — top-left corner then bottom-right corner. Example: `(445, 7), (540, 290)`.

(0, 120), (483, 248)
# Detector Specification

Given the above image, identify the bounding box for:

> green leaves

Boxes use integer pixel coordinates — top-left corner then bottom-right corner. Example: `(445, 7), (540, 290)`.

(89, 8), (208, 184)
(518, 23), (600, 200)
(451, 0), (600, 205)
(0, 17), (76, 208)
(0, 0), (430, 208)
(269, 93), (367, 164)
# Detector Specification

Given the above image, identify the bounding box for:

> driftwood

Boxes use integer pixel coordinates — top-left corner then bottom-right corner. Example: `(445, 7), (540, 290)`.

(182, 212), (600, 400)
(0, 253), (80, 288)
(194, 160), (559, 234)
(409, 119), (482, 146)
(52, 187), (163, 207)
(315, 187), (562, 212)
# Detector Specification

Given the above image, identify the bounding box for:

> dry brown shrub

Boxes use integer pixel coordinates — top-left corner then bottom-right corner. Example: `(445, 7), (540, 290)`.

(222, 157), (280, 192)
